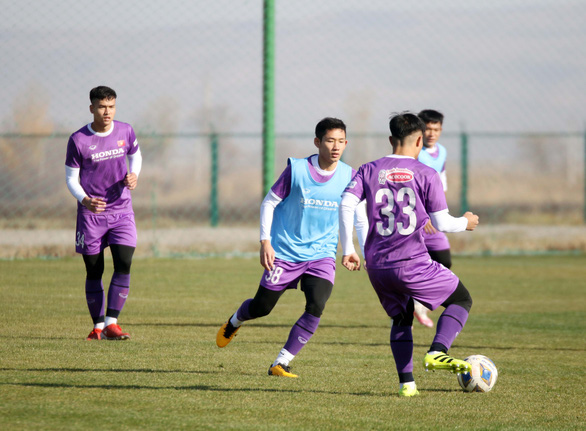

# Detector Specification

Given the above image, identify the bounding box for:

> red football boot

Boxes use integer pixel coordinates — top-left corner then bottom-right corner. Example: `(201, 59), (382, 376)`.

(102, 324), (130, 340)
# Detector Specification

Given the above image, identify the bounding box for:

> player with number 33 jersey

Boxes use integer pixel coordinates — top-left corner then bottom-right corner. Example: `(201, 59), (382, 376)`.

(339, 112), (479, 396)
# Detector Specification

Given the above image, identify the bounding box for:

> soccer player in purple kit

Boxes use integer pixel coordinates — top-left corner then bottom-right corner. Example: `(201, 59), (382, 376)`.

(216, 117), (367, 378)
(339, 112), (479, 396)
(65, 86), (142, 341)
(413, 109), (451, 328)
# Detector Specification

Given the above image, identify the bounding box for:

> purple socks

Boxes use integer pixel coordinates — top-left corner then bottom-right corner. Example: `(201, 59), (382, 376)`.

(85, 279), (105, 324)
(106, 272), (130, 318)
(432, 304), (469, 351)
(283, 312), (321, 356)
(236, 298), (254, 321)
(390, 326), (414, 375)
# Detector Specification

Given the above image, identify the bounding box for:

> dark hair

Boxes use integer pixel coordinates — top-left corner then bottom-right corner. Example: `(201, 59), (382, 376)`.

(90, 86), (117, 104)
(389, 112), (426, 140)
(418, 109), (444, 125)
(315, 117), (346, 141)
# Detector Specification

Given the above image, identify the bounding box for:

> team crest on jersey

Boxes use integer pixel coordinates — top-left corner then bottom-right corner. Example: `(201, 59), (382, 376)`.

(379, 168), (414, 184)
(117, 140), (126, 147)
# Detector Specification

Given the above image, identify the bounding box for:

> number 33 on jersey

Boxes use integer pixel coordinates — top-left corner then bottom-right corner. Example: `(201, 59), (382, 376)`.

(344, 157), (449, 269)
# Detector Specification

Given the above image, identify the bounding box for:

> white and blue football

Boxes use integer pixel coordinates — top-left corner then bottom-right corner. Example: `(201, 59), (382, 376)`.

(457, 355), (498, 393)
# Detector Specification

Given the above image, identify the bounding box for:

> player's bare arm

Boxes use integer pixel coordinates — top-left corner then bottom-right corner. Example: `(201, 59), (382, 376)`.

(124, 173), (138, 190)
(260, 239), (275, 271)
(463, 211), (479, 231)
(81, 196), (106, 214)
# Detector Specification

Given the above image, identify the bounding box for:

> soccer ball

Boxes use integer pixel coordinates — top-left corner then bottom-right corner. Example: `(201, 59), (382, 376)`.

(457, 355), (498, 393)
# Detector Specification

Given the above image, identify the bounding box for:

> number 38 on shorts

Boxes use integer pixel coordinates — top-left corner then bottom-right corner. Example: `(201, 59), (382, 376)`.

(265, 267), (284, 284)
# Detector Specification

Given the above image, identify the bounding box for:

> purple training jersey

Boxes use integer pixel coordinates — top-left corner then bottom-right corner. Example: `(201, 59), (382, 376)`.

(344, 155), (447, 269)
(65, 121), (139, 215)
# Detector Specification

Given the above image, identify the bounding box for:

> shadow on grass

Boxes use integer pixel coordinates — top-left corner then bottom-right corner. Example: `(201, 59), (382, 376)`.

(0, 367), (218, 374)
(0, 381), (457, 396)
(125, 322), (387, 329)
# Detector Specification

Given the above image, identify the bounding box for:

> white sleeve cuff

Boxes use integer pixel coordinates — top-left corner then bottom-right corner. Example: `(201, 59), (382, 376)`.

(65, 165), (87, 203)
(430, 209), (467, 232)
(259, 191), (282, 241)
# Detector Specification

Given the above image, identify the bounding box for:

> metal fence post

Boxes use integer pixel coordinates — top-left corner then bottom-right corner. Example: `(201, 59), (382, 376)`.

(460, 129), (469, 213)
(210, 132), (219, 227)
(582, 128), (586, 224)
(262, 0), (276, 197)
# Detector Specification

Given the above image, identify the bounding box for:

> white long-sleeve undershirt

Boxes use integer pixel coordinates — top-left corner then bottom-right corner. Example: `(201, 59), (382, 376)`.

(260, 190), (282, 241)
(65, 148), (142, 203)
(128, 147), (143, 178)
(259, 190), (368, 244)
(439, 170), (447, 192)
(339, 192), (468, 256)
(339, 193), (361, 255)
(429, 208), (467, 232)
(65, 166), (87, 203)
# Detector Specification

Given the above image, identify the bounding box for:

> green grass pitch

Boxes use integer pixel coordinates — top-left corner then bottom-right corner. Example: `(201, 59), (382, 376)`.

(1, 255), (585, 430)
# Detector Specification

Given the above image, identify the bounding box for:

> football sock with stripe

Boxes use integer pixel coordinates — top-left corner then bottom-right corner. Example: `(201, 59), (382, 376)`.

(85, 279), (105, 325)
(235, 298), (253, 322)
(390, 325), (414, 381)
(283, 312), (320, 356)
(106, 272), (130, 318)
(431, 304), (469, 352)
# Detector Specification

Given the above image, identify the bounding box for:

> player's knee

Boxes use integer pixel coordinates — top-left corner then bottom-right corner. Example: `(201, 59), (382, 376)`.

(83, 254), (104, 279)
(114, 258), (132, 274)
(111, 245), (134, 274)
(459, 295), (473, 313)
(248, 298), (274, 318)
(391, 311), (414, 327)
(85, 266), (104, 280)
(442, 281), (473, 312)
(305, 300), (326, 318)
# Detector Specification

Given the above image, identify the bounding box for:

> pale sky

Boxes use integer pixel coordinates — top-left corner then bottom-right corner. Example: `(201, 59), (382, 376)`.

(1, 0), (585, 135)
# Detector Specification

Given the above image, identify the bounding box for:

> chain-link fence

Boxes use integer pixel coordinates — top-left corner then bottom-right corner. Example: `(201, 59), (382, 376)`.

(1, 1), (585, 258)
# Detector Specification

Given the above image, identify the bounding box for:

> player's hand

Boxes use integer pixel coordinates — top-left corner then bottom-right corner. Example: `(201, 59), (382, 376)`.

(124, 173), (138, 190)
(82, 197), (106, 214)
(424, 219), (438, 235)
(463, 211), (479, 231)
(342, 253), (361, 271)
(260, 240), (275, 271)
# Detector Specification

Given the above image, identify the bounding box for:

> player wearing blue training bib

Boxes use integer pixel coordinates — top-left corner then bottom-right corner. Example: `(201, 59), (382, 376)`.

(271, 157), (353, 262)
(413, 109), (453, 328)
(216, 118), (367, 378)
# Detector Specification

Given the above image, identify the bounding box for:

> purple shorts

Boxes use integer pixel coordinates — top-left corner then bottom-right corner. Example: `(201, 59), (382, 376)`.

(259, 257), (336, 291)
(75, 212), (137, 255)
(423, 229), (450, 251)
(366, 256), (459, 318)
